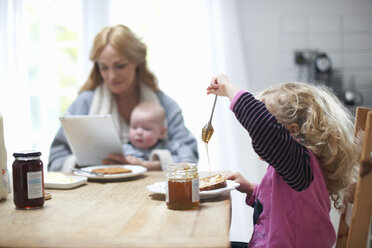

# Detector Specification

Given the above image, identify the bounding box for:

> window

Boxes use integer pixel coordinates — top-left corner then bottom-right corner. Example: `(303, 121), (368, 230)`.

(3, 0), (231, 173)
(3, 0), (83, 169)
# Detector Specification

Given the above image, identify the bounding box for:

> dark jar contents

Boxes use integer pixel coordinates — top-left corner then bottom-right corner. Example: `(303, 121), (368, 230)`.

(166, 163), (199, 210)
(12, 150), (45, 209)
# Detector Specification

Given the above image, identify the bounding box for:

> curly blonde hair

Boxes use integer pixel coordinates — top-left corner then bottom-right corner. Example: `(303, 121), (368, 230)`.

(258, 82), (360, 210)
(79, 24), (158, 93)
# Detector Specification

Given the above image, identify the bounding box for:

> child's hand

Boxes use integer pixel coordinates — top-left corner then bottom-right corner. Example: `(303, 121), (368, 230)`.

(207, 74), (240, 101)
(226, 172), (255, 197)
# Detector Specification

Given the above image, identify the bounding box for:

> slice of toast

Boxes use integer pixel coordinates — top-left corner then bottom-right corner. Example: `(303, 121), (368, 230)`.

(199, 174), (227, 191)
(92, 167), (132, 175)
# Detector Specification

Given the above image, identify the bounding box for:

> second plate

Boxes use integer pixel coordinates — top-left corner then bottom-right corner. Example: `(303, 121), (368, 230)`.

(73, 165), (147, 180)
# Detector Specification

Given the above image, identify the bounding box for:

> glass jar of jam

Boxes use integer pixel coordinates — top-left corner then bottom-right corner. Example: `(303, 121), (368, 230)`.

(166, 163), (199, 210)
(12, 150), (45, 209)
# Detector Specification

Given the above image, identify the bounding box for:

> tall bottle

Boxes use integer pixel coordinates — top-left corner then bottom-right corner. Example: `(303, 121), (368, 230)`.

(0, 112), (11, 200)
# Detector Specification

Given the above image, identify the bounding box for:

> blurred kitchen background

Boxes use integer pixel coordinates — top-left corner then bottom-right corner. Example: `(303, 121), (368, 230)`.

(1, 0), (371, 246)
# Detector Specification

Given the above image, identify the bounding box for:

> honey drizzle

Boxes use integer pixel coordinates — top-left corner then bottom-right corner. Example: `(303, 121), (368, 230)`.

(204, 142), (211, 177)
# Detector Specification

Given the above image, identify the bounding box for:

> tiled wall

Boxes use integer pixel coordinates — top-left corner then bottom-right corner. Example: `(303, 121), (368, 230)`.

(237, 0), (372, 110)
(279, 14), (372, 108)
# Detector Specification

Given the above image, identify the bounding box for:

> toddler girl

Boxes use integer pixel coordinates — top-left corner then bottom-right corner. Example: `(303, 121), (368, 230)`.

(207, 75), (359, 248)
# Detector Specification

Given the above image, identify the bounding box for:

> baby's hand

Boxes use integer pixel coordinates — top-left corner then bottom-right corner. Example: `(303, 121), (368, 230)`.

(125, 155), (142, 165)
(207, 74), (240, 101)
(102, 153), (129, 165)
(126, 156), (161, 171)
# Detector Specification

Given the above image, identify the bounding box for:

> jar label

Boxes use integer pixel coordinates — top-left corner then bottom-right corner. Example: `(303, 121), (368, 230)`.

(27, 171), (43, 199)
(192, 178), (199, 202)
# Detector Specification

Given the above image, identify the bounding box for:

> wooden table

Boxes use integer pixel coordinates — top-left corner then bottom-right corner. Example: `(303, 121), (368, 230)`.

(0, 171), (231, 248)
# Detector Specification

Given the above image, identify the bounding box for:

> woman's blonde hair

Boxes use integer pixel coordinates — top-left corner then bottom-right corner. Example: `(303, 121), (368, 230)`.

(79, 24), (158, 93)
(258, 82), (360, 210)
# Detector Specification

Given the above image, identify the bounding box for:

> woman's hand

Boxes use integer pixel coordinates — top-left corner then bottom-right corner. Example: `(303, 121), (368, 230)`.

(226, 172), (255, 197)
(207, 74), (240, 101)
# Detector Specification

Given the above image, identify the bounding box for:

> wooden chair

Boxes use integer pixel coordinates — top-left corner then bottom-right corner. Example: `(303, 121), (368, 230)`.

(336, 107), (372, 248)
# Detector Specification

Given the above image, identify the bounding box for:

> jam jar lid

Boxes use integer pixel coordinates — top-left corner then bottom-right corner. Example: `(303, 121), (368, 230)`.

(13, 150), (42, 158)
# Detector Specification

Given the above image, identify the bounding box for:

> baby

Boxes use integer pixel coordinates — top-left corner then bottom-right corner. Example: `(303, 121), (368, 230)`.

(123, 101), (171, 170)
(129, 101), (166, 150)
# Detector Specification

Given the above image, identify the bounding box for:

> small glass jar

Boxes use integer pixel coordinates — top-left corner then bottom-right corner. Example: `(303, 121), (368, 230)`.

(12, 150), (45, 210)
(166, 163), (199, 210)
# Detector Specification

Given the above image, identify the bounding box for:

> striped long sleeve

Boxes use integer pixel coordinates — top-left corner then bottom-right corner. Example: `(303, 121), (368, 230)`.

(231, 90), (313, 191)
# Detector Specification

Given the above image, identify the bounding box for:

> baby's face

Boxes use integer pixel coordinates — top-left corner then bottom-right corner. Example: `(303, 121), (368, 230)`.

(129, 112), (164, 149)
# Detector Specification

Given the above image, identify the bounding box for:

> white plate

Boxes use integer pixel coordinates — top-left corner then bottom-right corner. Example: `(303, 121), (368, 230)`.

(45, 172), (88, 189)
(146, 180), (240, 200)
(73, 165), (147, 180)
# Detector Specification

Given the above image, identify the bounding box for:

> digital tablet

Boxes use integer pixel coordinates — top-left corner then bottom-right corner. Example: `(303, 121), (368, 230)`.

(59, 115), (124, 166)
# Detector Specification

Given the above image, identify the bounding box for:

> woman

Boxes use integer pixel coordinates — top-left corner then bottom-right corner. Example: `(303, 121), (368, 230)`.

(48, 24), (198, 172)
